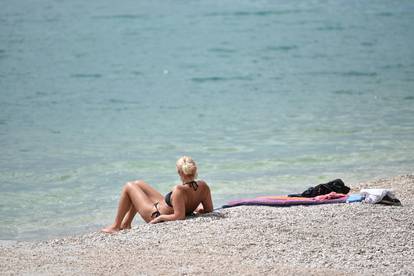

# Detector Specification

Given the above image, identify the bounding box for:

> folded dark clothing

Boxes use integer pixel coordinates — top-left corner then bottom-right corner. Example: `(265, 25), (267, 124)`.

(289, 179), (350, 198)
(379, 194), (402, 206)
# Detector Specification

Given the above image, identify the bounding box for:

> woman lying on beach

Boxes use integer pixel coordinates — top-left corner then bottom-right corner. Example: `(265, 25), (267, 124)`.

(102, 156), (213, 233)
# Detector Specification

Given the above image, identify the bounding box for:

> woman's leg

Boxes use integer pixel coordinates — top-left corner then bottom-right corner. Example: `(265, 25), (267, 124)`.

(121, 181), (164, 229)
(121, 206), (136, 229)
(102, 181), (159, 233)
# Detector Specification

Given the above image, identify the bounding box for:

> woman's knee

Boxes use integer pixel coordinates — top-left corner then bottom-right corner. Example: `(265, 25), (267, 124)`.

(123, 181), (136, 192)
(123, 180), (145, 191)
(131, 180), (148, 189)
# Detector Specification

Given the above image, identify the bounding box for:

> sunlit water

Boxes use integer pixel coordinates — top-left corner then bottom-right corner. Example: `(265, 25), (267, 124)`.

(1, 0), (413, 240)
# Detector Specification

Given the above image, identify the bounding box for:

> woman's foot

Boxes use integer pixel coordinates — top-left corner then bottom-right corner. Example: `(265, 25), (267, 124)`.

(101, 224), (121, 234)
(120, 223), (131, 230)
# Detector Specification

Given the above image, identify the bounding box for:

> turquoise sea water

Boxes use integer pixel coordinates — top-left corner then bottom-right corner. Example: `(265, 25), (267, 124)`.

(1, 0), (413, 240)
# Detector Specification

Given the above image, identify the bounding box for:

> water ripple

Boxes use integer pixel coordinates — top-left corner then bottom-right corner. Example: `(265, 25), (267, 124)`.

(305, 71), (378, 77)
(204, 9), (305, 17)
(92, 14), (147, 20)
(342, 71), (378, 77)
(376, 12), (394, 17)
(191, 75), (253, 83)
(332, 90), (363, 96)
(70, 73), (102, 79)
(316, 24), (344, 31)
(361, 42), (375, 47)
(208, 48), (237, 54)
(266, 45), (298, 52)
(380, 64), (404, 70)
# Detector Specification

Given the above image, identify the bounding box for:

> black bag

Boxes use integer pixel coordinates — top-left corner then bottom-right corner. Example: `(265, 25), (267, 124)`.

(289, 179), (350, 198)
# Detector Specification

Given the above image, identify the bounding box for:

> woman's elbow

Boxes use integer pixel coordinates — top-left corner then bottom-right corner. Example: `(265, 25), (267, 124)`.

(173, 213), (186, 220)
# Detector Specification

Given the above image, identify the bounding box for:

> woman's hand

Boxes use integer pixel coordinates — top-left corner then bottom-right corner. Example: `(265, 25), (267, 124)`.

(194, 205), (205, 214)
(149, 213), (184, 224)
(149, 216), (163, 224)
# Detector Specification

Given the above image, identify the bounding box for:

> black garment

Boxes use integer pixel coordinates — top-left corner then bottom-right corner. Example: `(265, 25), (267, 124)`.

(151, 202), (161, 218)
(165, 191), (173, 207)
(289, 179), (350, 198)
(164, 180), (199, 207)
(184, 180), (198, 191)
(380, 194), (402, 206)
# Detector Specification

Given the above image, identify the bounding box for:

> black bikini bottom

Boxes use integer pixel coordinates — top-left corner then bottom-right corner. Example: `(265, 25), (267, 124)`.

(151, 202), (161, 218)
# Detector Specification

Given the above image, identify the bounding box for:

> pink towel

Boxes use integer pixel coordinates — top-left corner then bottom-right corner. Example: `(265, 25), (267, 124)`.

(314, 192), (347, 201)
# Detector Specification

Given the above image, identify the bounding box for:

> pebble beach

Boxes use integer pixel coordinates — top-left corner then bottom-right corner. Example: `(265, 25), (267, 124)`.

(1, 174), (413, 275)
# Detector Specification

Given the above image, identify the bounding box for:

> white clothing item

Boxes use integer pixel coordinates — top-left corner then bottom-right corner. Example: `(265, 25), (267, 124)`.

(360, 188), (396, 204)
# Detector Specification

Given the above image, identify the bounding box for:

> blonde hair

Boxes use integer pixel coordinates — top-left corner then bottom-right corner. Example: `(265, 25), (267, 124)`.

(176, 156), (198, 179)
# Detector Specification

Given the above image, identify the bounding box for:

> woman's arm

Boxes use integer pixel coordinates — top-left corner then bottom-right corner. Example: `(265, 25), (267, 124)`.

(200, 183), (214, 213)
(149, 188), (186, 224)
(194, 182), (214, 214)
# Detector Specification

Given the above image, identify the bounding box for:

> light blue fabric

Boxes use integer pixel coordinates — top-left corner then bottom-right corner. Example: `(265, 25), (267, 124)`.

(346, 194), (364, 203)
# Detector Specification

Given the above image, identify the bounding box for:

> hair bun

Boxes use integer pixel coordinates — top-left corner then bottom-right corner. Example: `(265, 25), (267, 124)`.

(182, 162), (195, 175)
(177, 156), (198, 177)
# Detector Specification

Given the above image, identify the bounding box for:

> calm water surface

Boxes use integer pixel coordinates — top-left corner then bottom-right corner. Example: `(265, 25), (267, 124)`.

(1, 0), (413, 240)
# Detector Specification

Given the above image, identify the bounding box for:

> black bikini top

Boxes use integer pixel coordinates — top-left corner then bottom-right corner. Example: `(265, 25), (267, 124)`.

(185, 180), (199, 191)
(165, 180), (199, 207)
(165, 191), (173, 207)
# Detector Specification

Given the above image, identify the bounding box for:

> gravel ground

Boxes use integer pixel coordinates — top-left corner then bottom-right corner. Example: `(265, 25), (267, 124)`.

(1, 174), (413, 275)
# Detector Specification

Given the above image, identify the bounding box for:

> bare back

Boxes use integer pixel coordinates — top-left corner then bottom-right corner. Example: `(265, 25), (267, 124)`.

(159, 180), (213, 217)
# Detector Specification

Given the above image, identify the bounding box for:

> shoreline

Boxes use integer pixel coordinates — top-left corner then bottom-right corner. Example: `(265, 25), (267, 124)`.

(1, 174), (413, 275)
